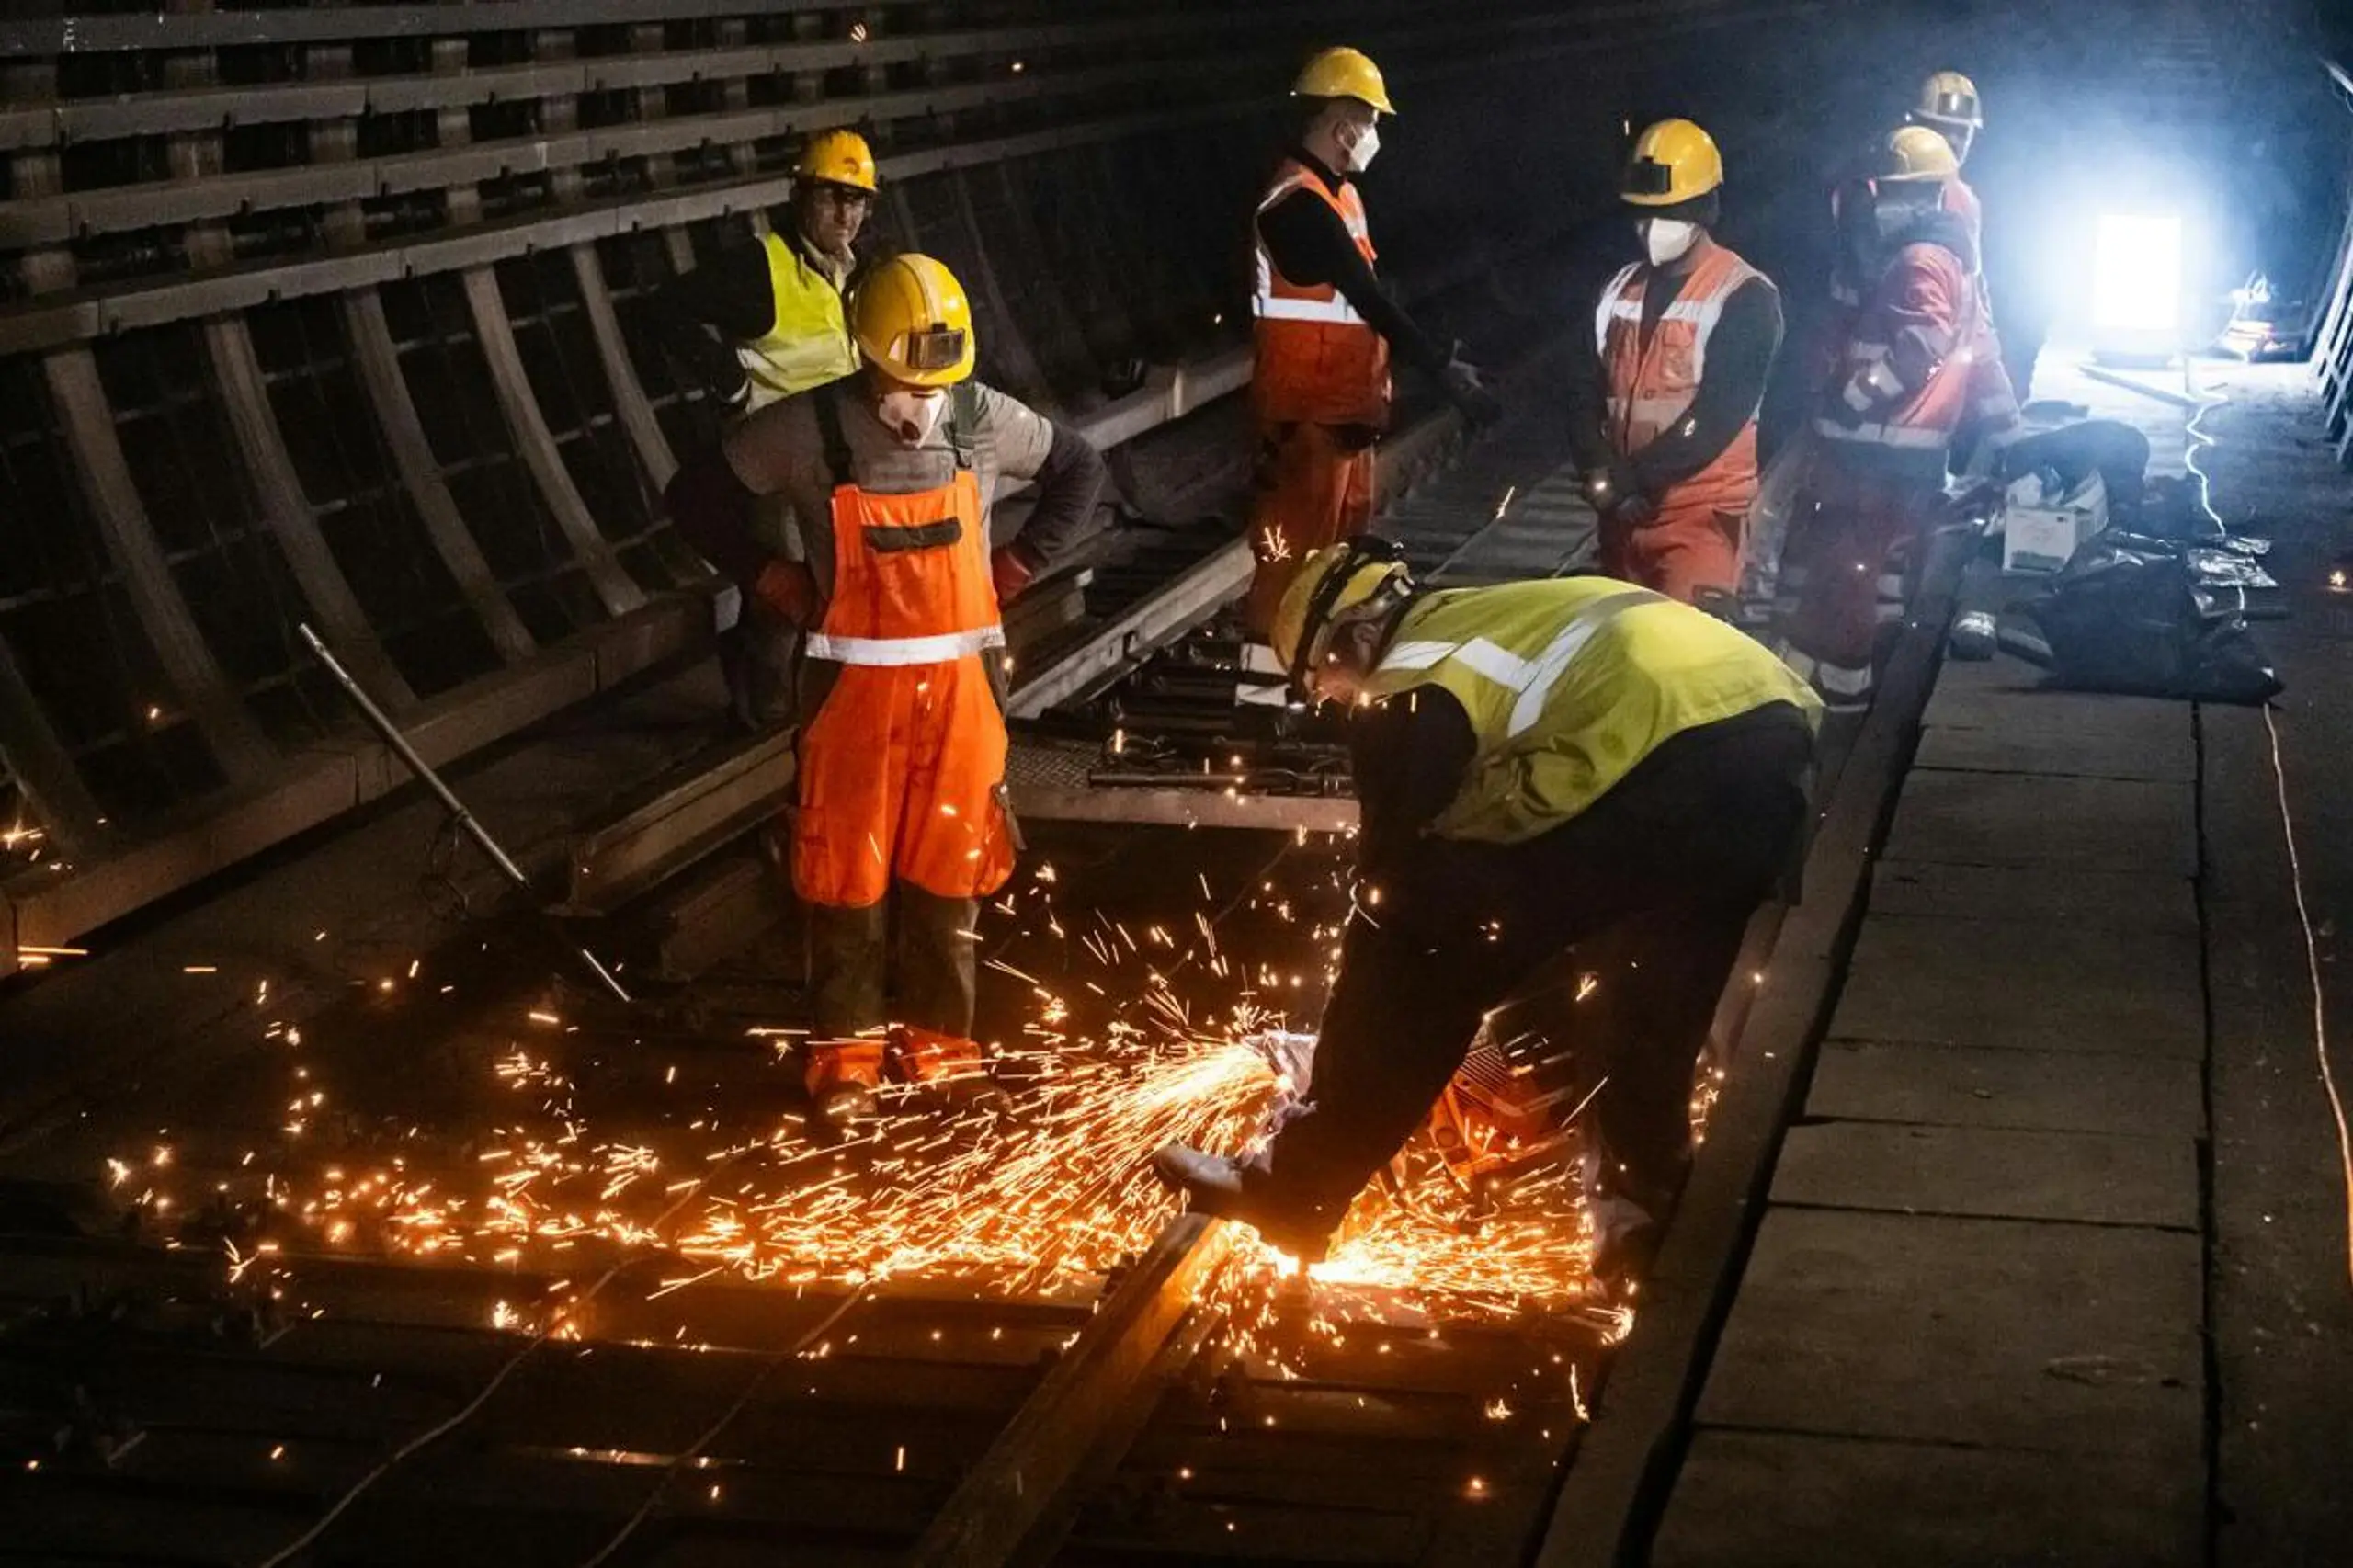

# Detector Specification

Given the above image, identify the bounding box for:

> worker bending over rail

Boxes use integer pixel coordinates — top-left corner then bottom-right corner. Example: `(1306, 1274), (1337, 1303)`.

(1570, 119), (1782, 608)
(1779, 128), (2015, 710)
(1243, 46), (1499, 638)
(666, 255), (1107, 1123)
(647, 128), (884, 730)
(1155, 542), (1818, 1282)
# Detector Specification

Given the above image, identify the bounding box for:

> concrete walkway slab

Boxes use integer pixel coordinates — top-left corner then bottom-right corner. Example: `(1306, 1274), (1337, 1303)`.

(1652, 1430), (2202, 1568)
(1808, 1040), (2203, 1137)
(1771, 1121), (2199, 1229)
(1922, 678), (2189, 741)
(1830, 914), (2204, 1058)
(1883, 771), (2197, 876)
(1869, 859), (2196, 933)
(1697, 1208), (2203, 1463)
(1915, 722), (2195, 782)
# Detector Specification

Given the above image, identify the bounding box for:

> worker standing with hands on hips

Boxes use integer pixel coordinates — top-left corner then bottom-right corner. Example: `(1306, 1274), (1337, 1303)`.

(665, 256), (1108, 1124)
(1569, 119), (1783, 609)
(1154, 539), (1819, 1285)
(1244, 46), (1501, 640)
(1779, 128), (2009, 710)
(645, 129), (883, 730)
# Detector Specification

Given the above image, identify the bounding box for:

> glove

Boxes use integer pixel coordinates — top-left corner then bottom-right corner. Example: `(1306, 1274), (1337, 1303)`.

(750, 558), (817, 626)
(1441, 358), (1503, 427)
(990, 544), (1039, 604)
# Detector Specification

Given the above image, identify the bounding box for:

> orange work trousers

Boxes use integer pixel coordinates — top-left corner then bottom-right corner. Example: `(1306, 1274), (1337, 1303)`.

(1243, 420), (1378, 638)
(791, 655), (1016, 911)
(1598, 494), (1745, 605)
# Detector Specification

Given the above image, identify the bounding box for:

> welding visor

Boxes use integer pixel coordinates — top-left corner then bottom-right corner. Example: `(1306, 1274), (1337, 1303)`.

(1623, 157), (1676, 199)
(1288, 535), (1409, 697)
(899, 324), (970, 375)
(1926, 89), (1980, 123)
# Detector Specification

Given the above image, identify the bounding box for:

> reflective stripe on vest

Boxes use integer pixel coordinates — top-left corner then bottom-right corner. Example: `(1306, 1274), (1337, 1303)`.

(812, 432), (1003, 666)
(1252, 159), (1390, 426)
(743, 232), (858, 407)
(1597, 250), (1759, 442)
(803, 626), (1006, 664)
(1362, 577), (1821, 842)
(1379, 589), (1659, 739)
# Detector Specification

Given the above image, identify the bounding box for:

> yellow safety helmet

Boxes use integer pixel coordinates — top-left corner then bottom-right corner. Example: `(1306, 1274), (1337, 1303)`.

(1914, 70), (1984, 131)
(1622, 119), (1724, 208)
(1292, 46), (1395, 116)
(797, 128), (879, 194)
(1881, 124), (1959, 182)
(852, 254), (976, 388)
(1270, 539), (1412, 693)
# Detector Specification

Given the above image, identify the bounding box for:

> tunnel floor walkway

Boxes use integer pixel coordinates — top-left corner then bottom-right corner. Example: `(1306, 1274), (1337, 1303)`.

(1633, 359), (2353, 1566)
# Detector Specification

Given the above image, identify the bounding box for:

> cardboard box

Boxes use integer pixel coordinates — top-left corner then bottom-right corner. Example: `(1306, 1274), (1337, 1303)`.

(2001, 471), (2107, 574)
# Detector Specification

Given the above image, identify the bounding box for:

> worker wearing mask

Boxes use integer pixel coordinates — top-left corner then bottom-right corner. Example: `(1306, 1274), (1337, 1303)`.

(1569, 120), (1783, 608)
(1244, 46), (1500, 639)
(1780, 128), (2006, 710)
(665, 256), (1108, 1123)
(646, 129), (880, 729)
(1154, 539), (1819, 1283)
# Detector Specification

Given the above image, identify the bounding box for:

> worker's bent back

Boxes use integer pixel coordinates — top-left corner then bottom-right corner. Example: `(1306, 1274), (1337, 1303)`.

(1362, 575), (1820, 843)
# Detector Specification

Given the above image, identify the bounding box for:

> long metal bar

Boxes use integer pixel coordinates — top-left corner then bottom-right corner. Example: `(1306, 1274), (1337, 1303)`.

(41, 347), (276, 781)
(909, 1213), (1231, 1566)
(340, 290), (540, 665)
(0, 0), (1813, 354)
(295, 621), (632, 1005)
(0, 634), (108, 861)
(459, 266), (648, 619)
(0, 15), (1234, 149)
(202, 313), (420, 710)
(0, 0), (1077, 53)
(568, 244), (676, 492)
(0, 60), (1162, 247)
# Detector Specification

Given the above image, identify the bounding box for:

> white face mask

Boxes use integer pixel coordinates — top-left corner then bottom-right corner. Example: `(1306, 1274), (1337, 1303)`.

(875, 387), (947, 446)
(1341, 121), (1381, 173)
(1642, 217), (1700, 267)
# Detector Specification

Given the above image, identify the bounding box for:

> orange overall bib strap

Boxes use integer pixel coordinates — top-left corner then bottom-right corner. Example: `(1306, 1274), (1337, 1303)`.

(791, 384), (1016, 909)
(803, 382), (1003, 665)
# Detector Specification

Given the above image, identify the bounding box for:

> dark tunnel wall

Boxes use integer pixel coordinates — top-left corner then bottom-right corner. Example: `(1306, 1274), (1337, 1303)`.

(0, 0), (2337, 955)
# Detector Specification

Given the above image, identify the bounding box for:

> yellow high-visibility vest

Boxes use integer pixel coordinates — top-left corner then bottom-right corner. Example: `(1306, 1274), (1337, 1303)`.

(1361, 576), (1820, 843)
(741, 232), (858, 409)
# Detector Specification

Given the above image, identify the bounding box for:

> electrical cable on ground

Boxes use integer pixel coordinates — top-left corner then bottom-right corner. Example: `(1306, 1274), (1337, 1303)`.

(2183, 365), (2353, 1292)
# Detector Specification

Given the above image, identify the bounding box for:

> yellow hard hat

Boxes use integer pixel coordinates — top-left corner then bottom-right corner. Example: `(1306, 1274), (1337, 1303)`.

(797, 128), (878, 193)
(1270, 540), (1410, 690)
(1882, 125), (1959, 182)
(1292, 47), (1394, 116)
(1622, 119), (1724, 208)
(1915, 70), (1983, 131)
(852, 254), (975, 388)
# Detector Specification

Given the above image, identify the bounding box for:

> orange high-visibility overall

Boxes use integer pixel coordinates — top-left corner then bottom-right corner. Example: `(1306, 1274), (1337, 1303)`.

(1245, 158), (1392, 635)
(793, 393), (1016, 1094)
(1595, 244), (1764, 603)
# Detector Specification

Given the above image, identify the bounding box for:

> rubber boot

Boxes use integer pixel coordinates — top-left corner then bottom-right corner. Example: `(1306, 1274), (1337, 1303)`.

(805, 1038), (886, 1127)
(888, 1025), (1006, 1111)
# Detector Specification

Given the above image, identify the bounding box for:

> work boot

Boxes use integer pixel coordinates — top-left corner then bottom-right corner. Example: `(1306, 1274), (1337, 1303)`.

(804, 1038), (887, 1128)
(887, 1026), (1008, 1112)
(1150, 1144), (1335, 1264)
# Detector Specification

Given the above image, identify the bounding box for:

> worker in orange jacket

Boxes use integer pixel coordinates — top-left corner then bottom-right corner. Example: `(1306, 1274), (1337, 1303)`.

(665, 256), (1107, 1122)
(1243, 46), (1499, 638)
(1779, 129), (2006, 710)
(1569, 119), (1783, 608)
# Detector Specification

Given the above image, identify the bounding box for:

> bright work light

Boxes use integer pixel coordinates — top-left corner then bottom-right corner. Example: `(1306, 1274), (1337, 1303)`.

(2091, 212), (2183, 335)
